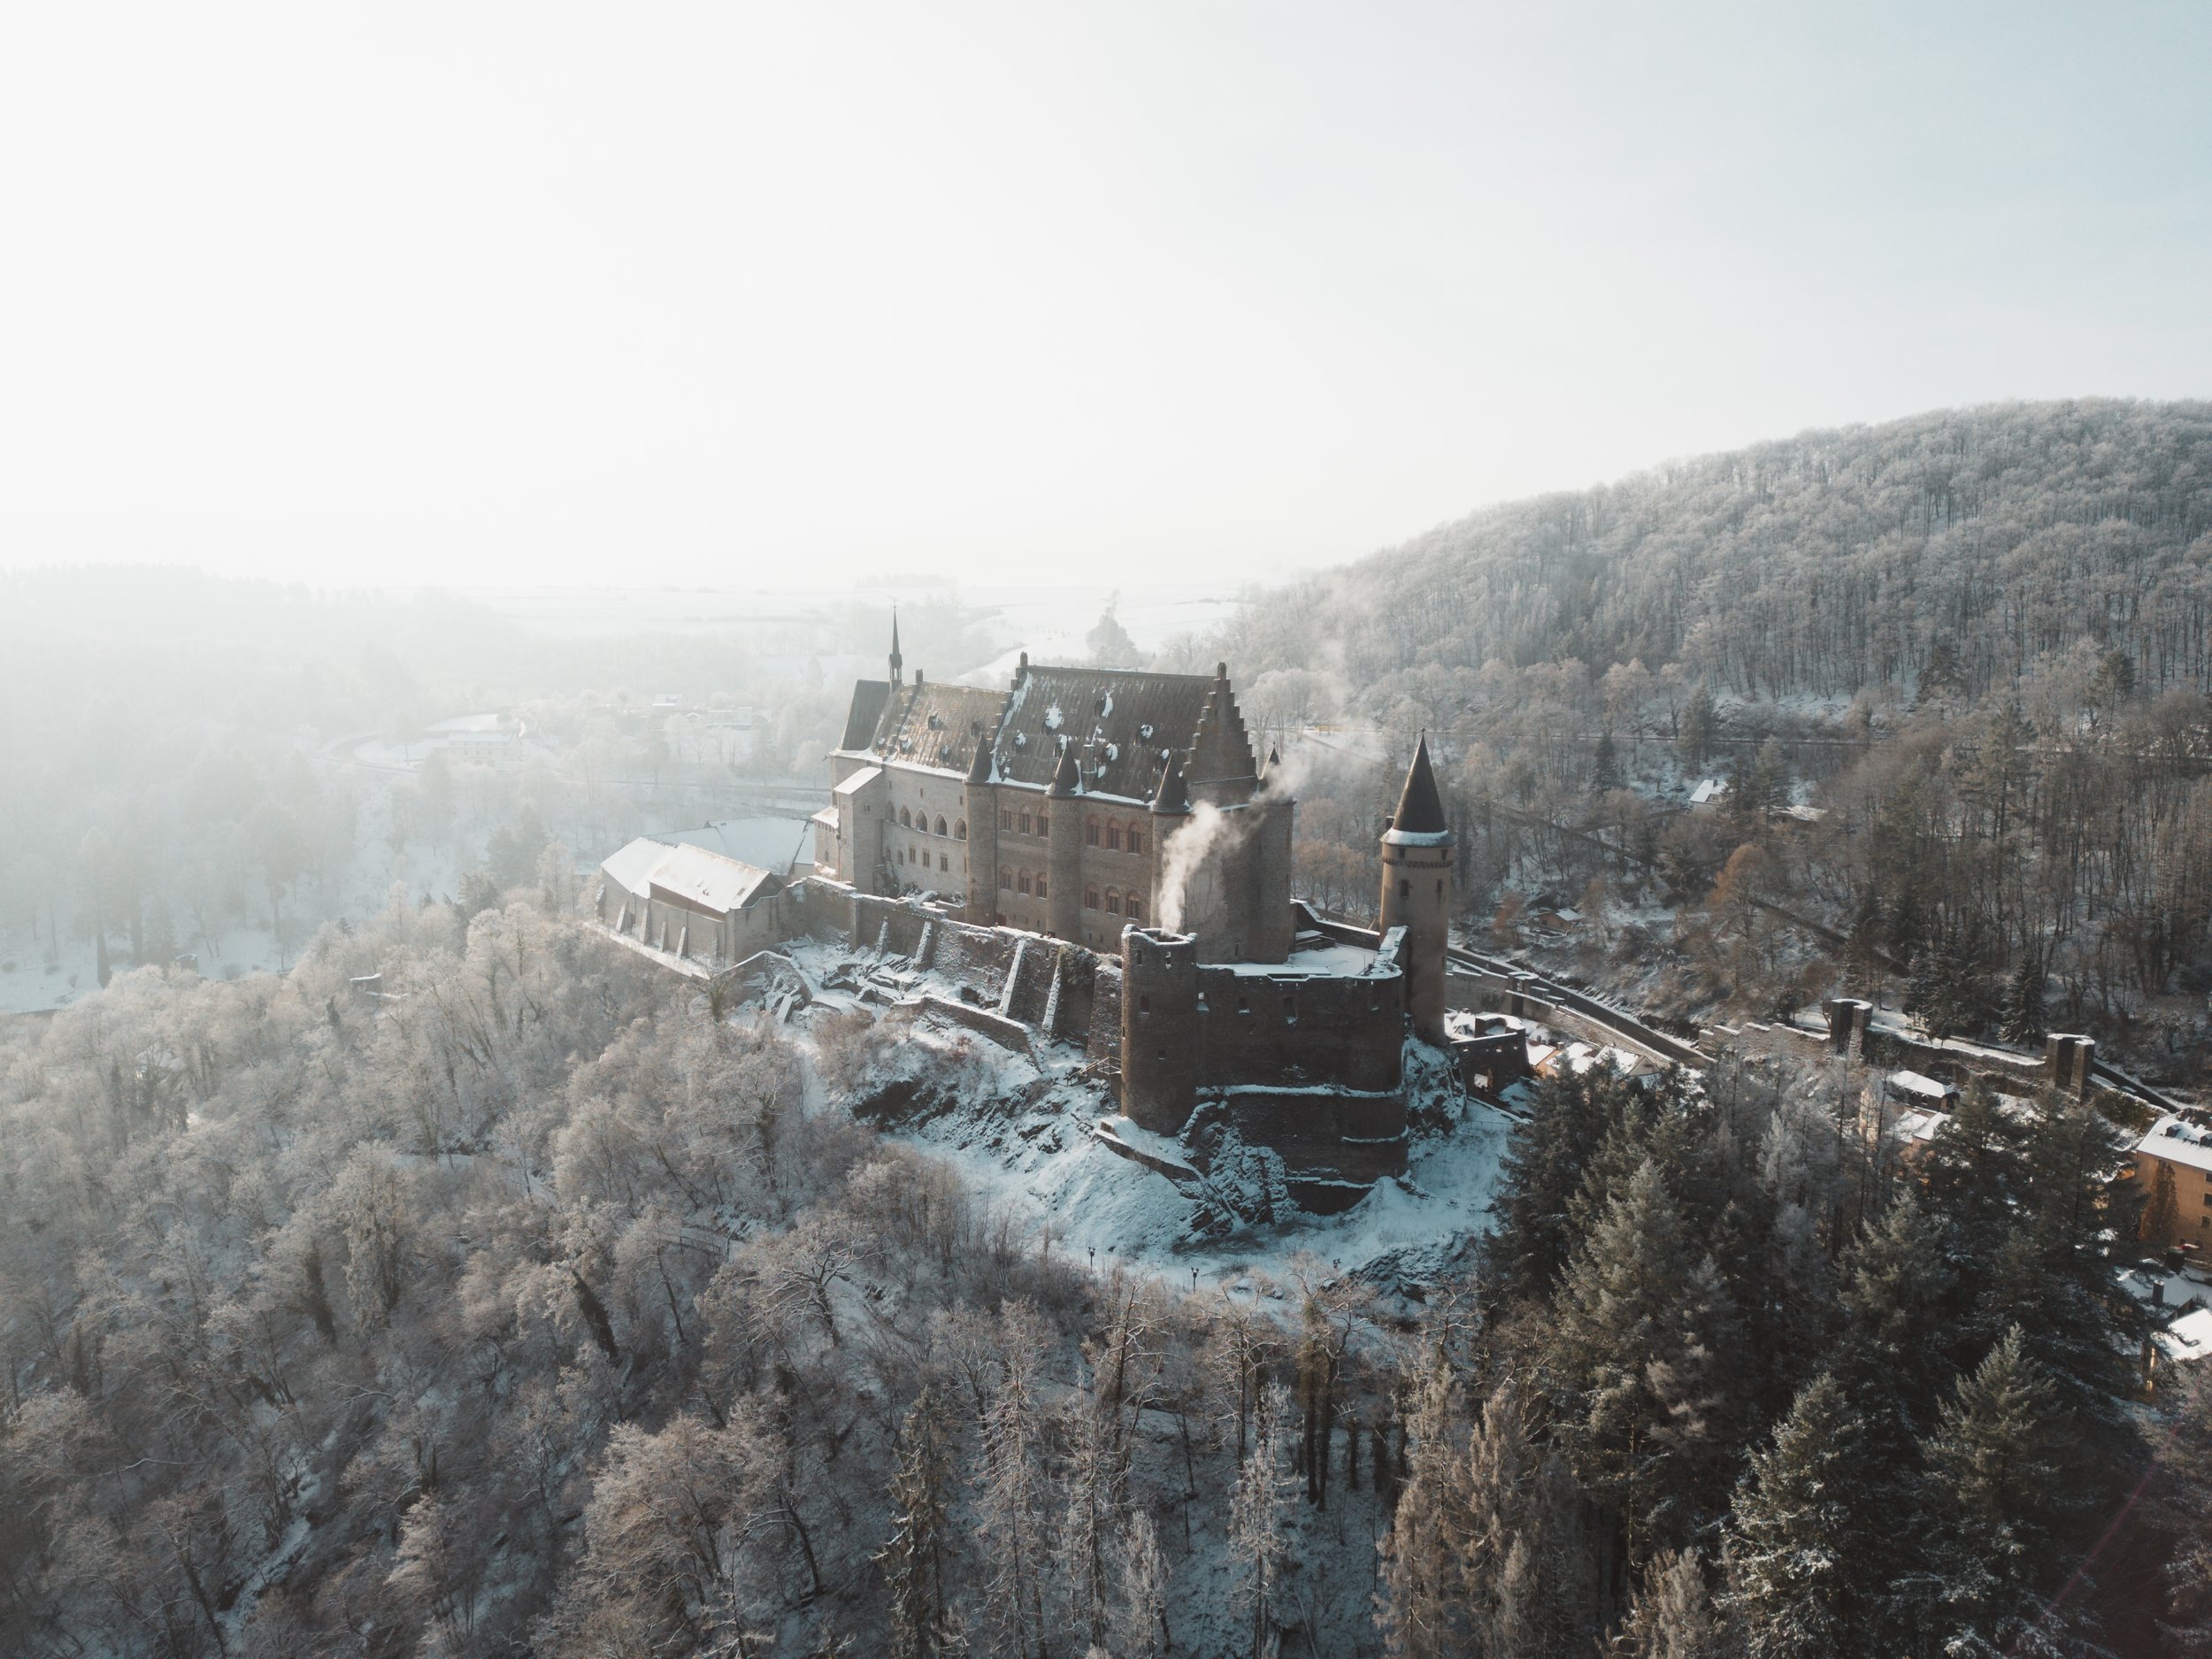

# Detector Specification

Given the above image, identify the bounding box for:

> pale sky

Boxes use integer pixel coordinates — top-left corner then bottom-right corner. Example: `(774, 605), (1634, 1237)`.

(2, 2), (2207, 593)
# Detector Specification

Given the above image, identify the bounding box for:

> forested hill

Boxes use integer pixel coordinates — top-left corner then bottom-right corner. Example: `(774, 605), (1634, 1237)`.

(1236, 399), (2212, 704)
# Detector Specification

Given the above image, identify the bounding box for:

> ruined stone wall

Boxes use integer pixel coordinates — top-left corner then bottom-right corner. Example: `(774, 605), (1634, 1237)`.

(1194, 967), (1403, 1093)
(1209, 1086), (1409, 1213)
(1087, 961), (1124, 1070)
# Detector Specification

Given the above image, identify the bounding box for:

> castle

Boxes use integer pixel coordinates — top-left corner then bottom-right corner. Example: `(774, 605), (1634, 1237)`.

(600, 625), (1462, 1210)
(810, 626), (1455, 1206)
(811, 618), (1296, 960)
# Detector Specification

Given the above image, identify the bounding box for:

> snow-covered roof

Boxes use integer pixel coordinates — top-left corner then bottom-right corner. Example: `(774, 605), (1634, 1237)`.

(2157, 1307), (2212, 1364)
(1886, 1069), (1958, 1102)
(599, 836), (670, 897)
(1689, 778), (1728, 804)
(663, 817), (815, 877)
(600, 837), (780, 915)
(2138, 1116), (2212, 1176)
(1894, 1107), (1951, 1144)
(833, 764), (884, 799)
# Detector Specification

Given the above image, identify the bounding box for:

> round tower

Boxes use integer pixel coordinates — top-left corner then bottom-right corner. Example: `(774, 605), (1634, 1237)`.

(1379, 734), (1454, 1046)
(1047, 741), (1082, 940)
(1119, 926), (1202, 1134)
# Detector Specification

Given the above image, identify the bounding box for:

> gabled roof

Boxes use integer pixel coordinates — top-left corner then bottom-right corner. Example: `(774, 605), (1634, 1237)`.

(1384, 735), (1451, 842)
(600, 837), (781, 915)
(843, 657), (1262, 802)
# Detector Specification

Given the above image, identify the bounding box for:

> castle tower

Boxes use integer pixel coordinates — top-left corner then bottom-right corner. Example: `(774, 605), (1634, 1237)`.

(964, 722), (1000, 924)
(888, 608), (902, 687)
(1148, 750), (1190, 931)
(1248, 743), (1296, 963)
(1047, 741), (1082, 940)
(1379, 735), (1454, 1045)
(1119, 927), (1201, 1134)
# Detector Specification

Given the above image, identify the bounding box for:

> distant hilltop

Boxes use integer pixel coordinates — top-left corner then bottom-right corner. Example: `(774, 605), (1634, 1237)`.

(1240, 398), (2212, 706)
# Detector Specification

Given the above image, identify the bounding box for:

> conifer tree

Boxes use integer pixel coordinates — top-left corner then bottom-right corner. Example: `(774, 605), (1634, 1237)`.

(1594, 727), (1624, 792)
(1487, 1071), (1629, 1301)
(1459, 1379), (1533, 1652)
(1549, 1158), (1737, 1563)
(1906, 1328), (2072, 1657)
(1844, 886), (1884, 991)
(879, 1386), (958, 1659)
(1679, 682), (1717, 770)
(1997, 956), (2047, 1046)
(2154, 1364), (2212, 1650)
(1379, 1351), (1468, 1659)
(2140, 1157), (2180, 1247)
(1722, 1372), (1882, 1658)
(1615, 1548), (1724, 1659)
(1902, 949), (1936, 1027)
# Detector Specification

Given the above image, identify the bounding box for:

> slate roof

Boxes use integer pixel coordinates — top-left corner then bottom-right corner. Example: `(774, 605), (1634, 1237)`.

(840, 680), (893, 750)
(1385, 735), (1451, 841)
(836, 661), (1258, 802)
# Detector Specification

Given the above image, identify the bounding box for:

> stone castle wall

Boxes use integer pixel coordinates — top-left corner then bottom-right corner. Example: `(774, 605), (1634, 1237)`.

(1193, 966), (1402, 1093)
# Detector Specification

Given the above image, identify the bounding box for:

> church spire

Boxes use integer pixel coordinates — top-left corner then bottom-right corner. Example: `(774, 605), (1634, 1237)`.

(888, 607), (903, 687)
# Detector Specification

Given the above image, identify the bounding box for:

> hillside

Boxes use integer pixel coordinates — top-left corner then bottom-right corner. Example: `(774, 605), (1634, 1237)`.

(1229, 399), (2212, 703)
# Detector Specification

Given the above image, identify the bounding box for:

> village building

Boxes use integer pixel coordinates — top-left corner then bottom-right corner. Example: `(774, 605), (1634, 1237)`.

(2134, 1114), (2212, 1249)
(811, 621), (1295, 961)
(594, 836), (792, 967)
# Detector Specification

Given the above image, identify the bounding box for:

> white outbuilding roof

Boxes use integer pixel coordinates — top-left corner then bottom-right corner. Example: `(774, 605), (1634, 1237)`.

(600, 837), (780, 917)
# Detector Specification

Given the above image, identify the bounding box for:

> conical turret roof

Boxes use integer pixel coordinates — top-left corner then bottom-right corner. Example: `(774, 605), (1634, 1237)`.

(1386, 735), (1450, 839)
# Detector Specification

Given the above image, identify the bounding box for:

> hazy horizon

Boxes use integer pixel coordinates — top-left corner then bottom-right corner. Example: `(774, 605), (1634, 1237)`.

(4, 2), (2209, 593)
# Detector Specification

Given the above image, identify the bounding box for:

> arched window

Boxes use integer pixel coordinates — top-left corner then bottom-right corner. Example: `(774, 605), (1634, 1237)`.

(1105, 889), (1120, 915)
(934, 816), (947, 835)
(1126, 825), (1145, 856)
(1085, 887), (1100, 910)
(1087, 818), (1100, 847)
(1018, 811), (1032, 835)
(1125, 896), (1142, 924)
(900, 807), (912, 827)
(1035, 874), (1048, 898)
(955, 819), (967, 840)
(999, 868), (1012, 889)
(1036, 812), (1049, 836)
(1018, 871), (1032, 895)
(1001, 809), (1014, 831)
(1106, 823), (1122, 850)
